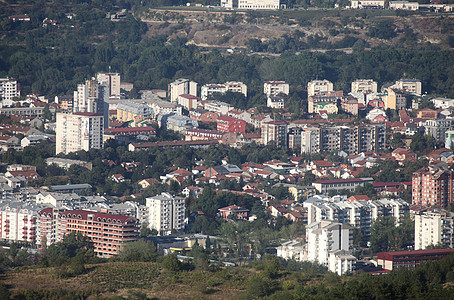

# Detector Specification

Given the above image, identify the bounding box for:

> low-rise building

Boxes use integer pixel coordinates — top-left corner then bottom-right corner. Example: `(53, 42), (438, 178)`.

(217, 115), (246, 134)
(377, 249), (454, 271)
(267, 95), (285, 109)
(116, 102), (153, 122)
(218, 205), (249, 221)
(312, 178), (374, 194)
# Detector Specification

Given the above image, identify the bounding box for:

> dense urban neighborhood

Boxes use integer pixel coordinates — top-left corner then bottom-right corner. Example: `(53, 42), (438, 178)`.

(2, 0), (454, 298)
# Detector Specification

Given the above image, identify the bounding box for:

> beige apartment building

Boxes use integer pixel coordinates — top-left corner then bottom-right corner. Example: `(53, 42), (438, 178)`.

(263, 81), (289, 96)
(351, 79), (378, 94)
(97, 72), (121, 98)
(307, 80), (334, 97)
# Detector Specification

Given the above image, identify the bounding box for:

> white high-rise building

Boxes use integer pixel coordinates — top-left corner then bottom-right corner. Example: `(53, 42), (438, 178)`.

(97, 73), (121, 98)
(415, 211), (454, 250)
(169, 79), (198, 103)
(306, 220), (355, 275)
(0, 202), (42, 244)
(307, 80), (334, 97)
(56, 112), (104, 155)
(146, 192), (185, 235)
(73, 79), (109, 128)
(0, 78), (20, 105)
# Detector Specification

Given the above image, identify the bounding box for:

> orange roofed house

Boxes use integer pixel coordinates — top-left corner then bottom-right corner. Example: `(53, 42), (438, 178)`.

(218, 205), (249, 221)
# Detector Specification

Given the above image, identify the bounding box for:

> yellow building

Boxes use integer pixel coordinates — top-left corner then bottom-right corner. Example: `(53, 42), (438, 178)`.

(385, 88), (406, 110)
(116, 102), (153, 122)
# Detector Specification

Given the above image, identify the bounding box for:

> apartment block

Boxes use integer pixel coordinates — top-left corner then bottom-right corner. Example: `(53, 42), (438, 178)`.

(116, 101), (153, 122)
(146, 193), (185, 235)
(217, 115), (246, 134)
(385, 88), (407, 110)
(0, 78), (20, 103)
(73, 79), (109, 128)
(177, 94), (201, 110)
(37, 208), (64, 246)
(261, 120), (288, 148)
(393, 79), (422, 95)
(307, 92), (341, 113)
(96, 73), (121, 98)
(203, 101), (234, 115)
(307, 80), (334, 97)
(0, 202), (41, 244)
(412, 163), (454, 208)
(306, 220), (355, 275)
(60, 210), (139, 258)
(169, 78), (197, 103)
(263, 81), (290, 96)
(56, 112), (104, 155)
(425, 119), (454, 143)
(201, 81), (247, 100)
(351, 79), (378, 94)
(415, 211), (454, 250)
(300, 124), (385, 155)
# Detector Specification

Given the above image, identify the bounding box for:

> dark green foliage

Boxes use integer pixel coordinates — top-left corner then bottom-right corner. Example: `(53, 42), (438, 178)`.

(410, 132), (435, 155)
(43, 232), (96, 268)
(263, 255), (280, 279)
(162, 254), (182, 272)
(369, 215), (414, 253)
(245, 274), (274, 298)
(367, 19), (397, 40)
(119, 239), (158, 262)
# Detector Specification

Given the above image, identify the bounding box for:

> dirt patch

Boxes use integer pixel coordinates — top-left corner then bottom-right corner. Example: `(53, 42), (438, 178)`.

(141, 9), (454, 50)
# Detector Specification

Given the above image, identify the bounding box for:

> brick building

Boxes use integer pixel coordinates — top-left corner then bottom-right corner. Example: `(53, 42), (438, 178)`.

(412, 163), (454, 208)
(37, 209), (139, 257)
(217, 115), (246, 134)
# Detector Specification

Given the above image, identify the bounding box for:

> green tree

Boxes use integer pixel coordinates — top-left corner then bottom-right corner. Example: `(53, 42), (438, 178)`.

(119, 239), (158, 262)
(162, 254), (182, 272)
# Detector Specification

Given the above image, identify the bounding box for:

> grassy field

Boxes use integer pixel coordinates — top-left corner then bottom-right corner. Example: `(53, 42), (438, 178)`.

(1, 261), (330, 299)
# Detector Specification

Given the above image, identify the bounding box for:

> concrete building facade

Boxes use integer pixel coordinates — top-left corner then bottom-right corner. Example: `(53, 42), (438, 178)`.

(146, 193), (185, 235)
(169, 79), (197, 103)
(56, 112), (104, 154)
